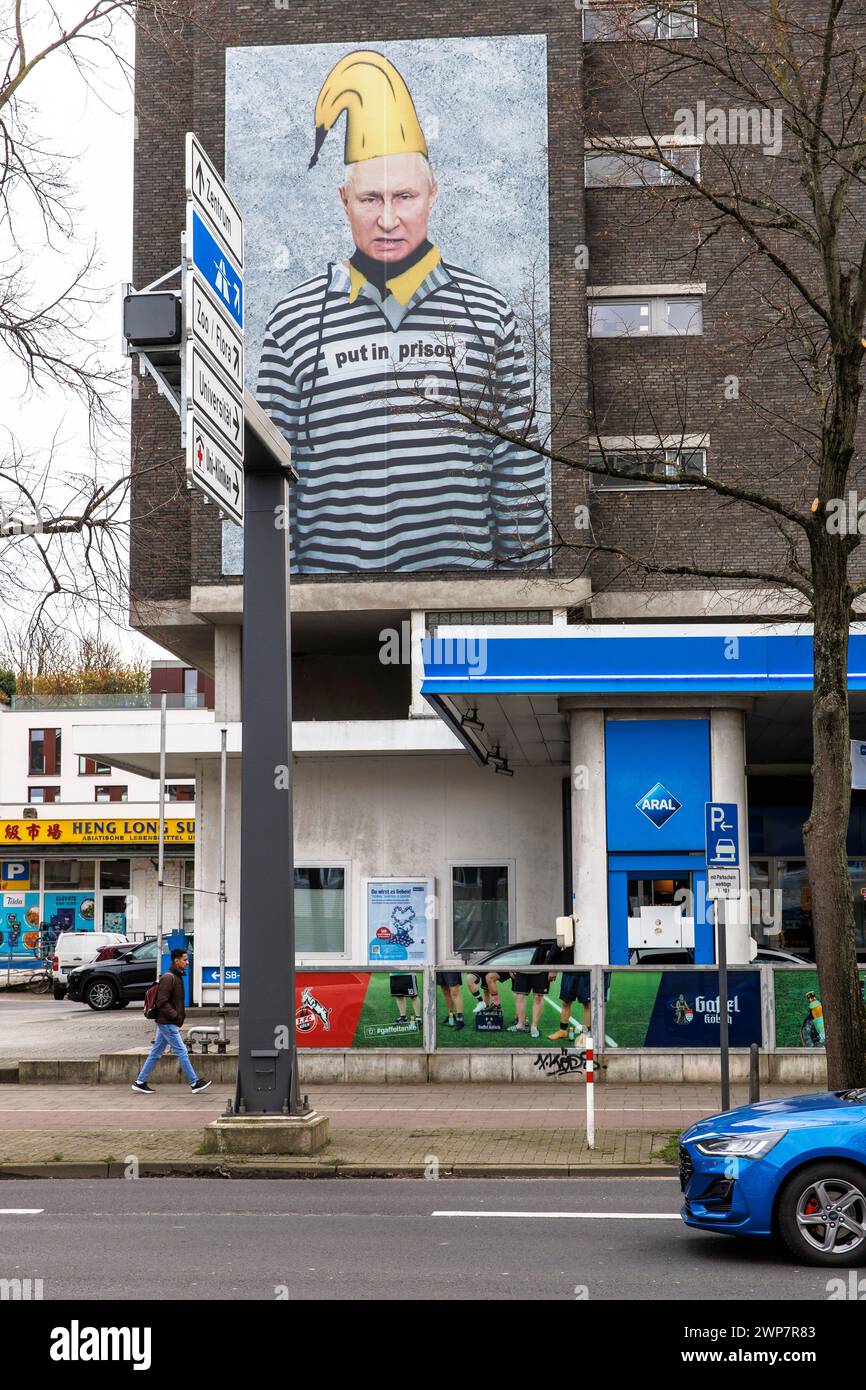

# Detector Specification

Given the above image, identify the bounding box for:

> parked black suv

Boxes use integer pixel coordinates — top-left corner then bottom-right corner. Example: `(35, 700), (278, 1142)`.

(66, 938), (158, 1011)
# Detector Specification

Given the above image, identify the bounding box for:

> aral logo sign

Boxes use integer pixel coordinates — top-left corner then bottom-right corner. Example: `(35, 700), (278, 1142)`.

(636, 781), (682, 829)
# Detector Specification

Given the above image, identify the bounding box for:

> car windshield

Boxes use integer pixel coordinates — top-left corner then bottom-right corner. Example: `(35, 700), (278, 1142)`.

(130, 941), (157, 960)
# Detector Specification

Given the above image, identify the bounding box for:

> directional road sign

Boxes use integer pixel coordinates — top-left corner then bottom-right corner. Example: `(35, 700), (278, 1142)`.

(186, 273), (243, 393)
(186, 344), (243, 459)
(185, 133), (244, 269)
(187, 414), (244, 526)
(187, 207), (243, 330)
(182, 133), (245, 526)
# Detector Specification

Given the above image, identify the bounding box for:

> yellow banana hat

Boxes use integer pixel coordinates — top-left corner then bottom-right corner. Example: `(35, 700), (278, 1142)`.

(309, 50), (428, 169)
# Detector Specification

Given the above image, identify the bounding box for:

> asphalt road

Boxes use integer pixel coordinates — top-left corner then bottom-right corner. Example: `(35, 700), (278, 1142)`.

(0, 995), (237, 1058)
(0, 1178), (837, 1300)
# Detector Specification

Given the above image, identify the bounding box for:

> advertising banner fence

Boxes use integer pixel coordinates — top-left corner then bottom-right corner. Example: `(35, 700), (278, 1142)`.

(604, 969), (763, 1048)
(295, 970), (424, 1048)
(434, 969), (591, 1049)
(773, 968), (866, 1048)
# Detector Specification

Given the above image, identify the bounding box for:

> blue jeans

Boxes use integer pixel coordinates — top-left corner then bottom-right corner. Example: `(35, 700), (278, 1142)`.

(137, 1023), (198, 1086)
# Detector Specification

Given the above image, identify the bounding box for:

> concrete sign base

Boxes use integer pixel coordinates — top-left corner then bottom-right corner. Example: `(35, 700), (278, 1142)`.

(202, 1111), (330, 1155)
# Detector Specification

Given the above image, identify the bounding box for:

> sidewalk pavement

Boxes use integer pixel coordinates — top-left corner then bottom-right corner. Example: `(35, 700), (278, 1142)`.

(0, 1081), (812, 1177)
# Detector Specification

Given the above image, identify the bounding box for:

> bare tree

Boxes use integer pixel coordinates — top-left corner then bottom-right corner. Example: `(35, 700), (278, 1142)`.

(0, 0), (200, 647)
(422, 1), (866, 1085)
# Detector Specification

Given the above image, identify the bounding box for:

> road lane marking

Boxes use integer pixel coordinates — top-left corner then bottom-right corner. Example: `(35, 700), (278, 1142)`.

(0, 1208), (44, 1214)
(430, 1212), (681, 1223)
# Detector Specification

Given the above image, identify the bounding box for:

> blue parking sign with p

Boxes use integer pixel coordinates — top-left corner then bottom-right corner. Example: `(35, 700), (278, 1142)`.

(2, 861), (30, 883)
(705, 802), (740, 868)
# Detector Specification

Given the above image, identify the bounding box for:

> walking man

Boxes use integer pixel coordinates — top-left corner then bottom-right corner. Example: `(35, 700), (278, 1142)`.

(132, 947), (212, 1095)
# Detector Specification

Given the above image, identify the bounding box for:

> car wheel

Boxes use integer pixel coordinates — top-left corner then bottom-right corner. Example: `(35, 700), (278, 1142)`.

(52, 985), (66, 1001)
(778, 1161), (866, 1266)
(85, 978), (117, 1012)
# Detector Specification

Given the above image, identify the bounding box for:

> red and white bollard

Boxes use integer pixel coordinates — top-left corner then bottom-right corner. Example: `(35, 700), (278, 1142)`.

(585, 1035), (595, 1150)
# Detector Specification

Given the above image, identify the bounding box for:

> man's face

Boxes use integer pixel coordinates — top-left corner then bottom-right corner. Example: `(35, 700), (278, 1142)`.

(340, 153), (437, 262)
(175, 953), (188, 973)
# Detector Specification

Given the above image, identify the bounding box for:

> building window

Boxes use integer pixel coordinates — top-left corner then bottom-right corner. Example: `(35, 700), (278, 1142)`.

(98, 860), (131, 933)
(585, 146), (700, 188)
(98, 860), (131, 892)
(166, 783), (195, 802)
(451, 864), (511, 955)
(163, 857), (195, 939)
(589, 294), (703, 336)
(28, 786), (60, 804)
(589, 446), (707, 489)
(95, 786), (128, 803)
(79, 757), (111, 776)
(426, 610), (553, 634)
(43, 860), (95, 890)
(294, 866), (346, 956)
(29, 728), (61, 776)
(183, 668), (199, 707)
(583, 2), (697, 41)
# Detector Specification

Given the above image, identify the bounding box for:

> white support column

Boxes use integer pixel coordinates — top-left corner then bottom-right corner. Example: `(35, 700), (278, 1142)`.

(408, 610), (434, 718)
(710, 707), (752, 964)
(569, 709), (609, 965)
(214, 625), (242, 724)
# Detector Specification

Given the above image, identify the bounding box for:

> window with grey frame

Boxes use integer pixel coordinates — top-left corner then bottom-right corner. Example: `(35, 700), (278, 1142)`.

(451, 864), (510, 955)
(582, 2), (697, 41)
(585, 147), (700, 188)
(589, 295), (703, 337)
(588, 446), (707, 489)
(295, 866), (347, 955)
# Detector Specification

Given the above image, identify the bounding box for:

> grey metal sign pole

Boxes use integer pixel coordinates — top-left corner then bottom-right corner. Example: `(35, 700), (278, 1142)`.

(234, 458), (302, 1115)
(717, 897), (730, 1113)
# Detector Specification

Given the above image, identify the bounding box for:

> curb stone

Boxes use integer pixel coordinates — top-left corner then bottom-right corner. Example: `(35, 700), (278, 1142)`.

(0, 1160), (678, 1180)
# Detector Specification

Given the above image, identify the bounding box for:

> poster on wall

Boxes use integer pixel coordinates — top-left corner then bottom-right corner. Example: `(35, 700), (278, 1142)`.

(295, 971), (423, 1048)
(223, 35), (551, 576)
(434, 969), (593, 1050)
(43, 892), (96, 934)
(0, 891), (42, 968)
(773, 968), (866, 1048)
(366, 878), (431, 965)
(603, 970), (763, 1048)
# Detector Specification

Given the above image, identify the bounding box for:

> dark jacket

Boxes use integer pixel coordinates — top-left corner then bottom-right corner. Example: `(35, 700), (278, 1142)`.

(154, 965), (186, 1027)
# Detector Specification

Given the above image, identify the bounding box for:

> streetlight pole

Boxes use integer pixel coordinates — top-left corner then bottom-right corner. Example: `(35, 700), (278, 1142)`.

(218, 724), (228, 1049)
(233, 462), (301, 1116)
(156, 691), (167, 969)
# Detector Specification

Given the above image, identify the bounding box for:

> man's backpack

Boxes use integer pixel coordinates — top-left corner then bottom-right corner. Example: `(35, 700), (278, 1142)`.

(144, 981), (160, 1020)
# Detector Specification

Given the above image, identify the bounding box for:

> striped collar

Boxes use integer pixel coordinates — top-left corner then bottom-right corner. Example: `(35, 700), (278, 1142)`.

(347, 245), (443, 306)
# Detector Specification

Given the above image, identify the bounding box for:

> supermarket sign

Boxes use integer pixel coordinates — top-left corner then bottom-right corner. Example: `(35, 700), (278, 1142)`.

(0, 819), (195, 846)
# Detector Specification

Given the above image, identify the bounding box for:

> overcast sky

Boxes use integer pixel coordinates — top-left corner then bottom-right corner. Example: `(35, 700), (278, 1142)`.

(1, 4), (172, 663)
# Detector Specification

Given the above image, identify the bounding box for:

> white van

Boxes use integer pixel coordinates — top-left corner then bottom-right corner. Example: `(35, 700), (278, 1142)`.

(52, 932), (128, 1000)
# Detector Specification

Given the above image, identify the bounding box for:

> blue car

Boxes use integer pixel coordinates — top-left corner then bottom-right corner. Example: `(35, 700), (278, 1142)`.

(679, 1089), (866, 1265)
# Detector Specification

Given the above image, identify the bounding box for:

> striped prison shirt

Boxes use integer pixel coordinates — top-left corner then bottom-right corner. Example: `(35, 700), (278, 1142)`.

(256, 254), (550, 572)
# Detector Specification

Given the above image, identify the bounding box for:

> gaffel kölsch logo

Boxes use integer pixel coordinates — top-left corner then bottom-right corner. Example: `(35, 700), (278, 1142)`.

(635, 781), (682, 828)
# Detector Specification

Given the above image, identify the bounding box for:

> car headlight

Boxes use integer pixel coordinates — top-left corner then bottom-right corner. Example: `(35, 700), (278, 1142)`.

(694, 1130), (786, 1158)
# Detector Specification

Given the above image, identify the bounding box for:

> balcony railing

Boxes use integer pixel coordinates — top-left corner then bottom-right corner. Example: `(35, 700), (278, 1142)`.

(10, 693), (207, 712)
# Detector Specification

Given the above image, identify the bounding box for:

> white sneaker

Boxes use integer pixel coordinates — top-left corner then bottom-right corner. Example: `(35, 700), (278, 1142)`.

(530, 1027), (540, 1038)
(472, 997), (487, 1014)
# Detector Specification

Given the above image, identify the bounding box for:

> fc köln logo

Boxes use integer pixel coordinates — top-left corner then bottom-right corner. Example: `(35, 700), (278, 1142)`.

(296, 986), (332, 1033)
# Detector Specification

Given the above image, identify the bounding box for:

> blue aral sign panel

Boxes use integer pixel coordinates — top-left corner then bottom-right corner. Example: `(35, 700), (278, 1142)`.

(705, 802), (740, 867)
(189, 209), (243, 330)
(606, 718), (710, 852)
